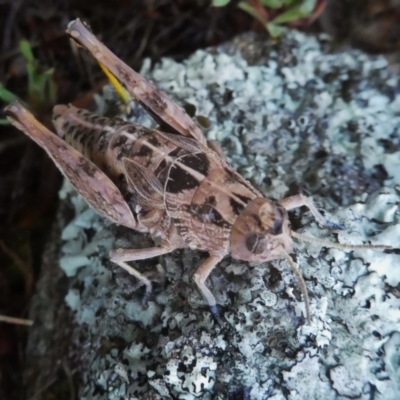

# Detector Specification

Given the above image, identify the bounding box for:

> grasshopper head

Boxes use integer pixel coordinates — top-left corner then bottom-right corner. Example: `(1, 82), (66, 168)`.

(230, 198), (292, 262)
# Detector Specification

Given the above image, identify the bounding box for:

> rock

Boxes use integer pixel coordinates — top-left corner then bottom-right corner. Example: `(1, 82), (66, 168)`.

(25, 29), (400, 399)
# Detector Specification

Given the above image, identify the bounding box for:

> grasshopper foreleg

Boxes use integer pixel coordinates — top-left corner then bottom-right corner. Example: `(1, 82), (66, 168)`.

(279, 193), (344, 230)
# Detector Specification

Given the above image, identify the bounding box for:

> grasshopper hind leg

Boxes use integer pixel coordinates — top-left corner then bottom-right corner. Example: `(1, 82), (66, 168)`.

(110, 246), (172, 304)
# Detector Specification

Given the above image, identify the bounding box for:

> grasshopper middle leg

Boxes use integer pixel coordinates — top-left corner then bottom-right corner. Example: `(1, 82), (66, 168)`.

(193, 253), (225, 324)
(110, 246), (172, 303)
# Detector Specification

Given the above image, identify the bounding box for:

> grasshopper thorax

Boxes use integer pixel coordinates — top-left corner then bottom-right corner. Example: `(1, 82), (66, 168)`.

(230, 198), (292, 262)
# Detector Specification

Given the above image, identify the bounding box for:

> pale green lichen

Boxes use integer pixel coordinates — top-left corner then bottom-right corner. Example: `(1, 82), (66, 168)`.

(54, 29), (400, 399)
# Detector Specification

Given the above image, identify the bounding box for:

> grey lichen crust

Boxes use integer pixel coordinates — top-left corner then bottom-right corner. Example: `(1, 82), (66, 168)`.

(29, 30), (400, 399)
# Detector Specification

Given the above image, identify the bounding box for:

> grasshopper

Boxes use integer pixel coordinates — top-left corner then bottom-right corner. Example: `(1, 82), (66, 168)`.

(5, 19), (391, 324)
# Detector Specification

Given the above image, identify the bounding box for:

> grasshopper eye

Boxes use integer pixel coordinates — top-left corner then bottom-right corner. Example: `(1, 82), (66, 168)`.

(269, 213), (283, 235)
(260, 203), (284, 235)
(245, 233), (267, 255)
(271, 219), (282, 235)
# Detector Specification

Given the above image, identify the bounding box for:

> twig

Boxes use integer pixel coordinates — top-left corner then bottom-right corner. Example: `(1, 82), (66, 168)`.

(0, 314), (33, 326)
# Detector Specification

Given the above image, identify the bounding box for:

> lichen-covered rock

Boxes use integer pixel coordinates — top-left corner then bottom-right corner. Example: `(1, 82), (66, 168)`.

(25, 29), (400, 399)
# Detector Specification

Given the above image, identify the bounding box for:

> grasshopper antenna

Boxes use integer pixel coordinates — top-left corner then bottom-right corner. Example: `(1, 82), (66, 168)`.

(286, 231), (393, 324)
(282, 250), (311, 325)
(291, 231), (393, 251)
(284, 230), (392, 325)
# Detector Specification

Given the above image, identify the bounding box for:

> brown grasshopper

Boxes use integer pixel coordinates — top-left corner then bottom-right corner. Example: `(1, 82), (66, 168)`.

(5, 19), (391, 324)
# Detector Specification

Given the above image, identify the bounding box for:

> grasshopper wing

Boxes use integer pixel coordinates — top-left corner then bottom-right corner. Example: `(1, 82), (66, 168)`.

(66, 19), (207, 146)
(5, 102), (138, 230)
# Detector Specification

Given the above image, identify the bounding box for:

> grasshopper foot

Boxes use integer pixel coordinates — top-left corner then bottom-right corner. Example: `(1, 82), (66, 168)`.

(141, 285), (152, 306)
(209, 305), (224, 326)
